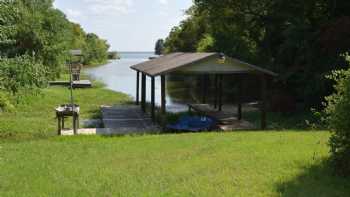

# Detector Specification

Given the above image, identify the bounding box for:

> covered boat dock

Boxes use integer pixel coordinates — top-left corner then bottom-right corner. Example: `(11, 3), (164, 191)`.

(130, 52), (277, 130)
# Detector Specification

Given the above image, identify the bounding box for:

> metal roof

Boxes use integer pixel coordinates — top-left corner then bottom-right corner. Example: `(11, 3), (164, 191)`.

(130, 52), (277, 77)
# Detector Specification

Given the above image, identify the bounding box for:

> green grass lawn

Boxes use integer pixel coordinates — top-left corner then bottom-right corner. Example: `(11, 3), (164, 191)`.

(0, 82), (130, 141)
(1, 132), (349, 197)
(0, 78), (349, 196)
(244, 110), (320, 130)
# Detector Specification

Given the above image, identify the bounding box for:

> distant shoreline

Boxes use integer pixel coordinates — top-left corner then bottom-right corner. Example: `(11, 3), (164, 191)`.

(118, 51), (154, 53)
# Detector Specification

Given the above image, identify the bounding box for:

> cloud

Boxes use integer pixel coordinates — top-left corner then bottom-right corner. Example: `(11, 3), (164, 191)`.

(66, 9), (83, 18)
(83, 0), (134, 15)
(158, 0), (169, 17)
(65, 9), (83, 23)
(159, 0), (168, 5)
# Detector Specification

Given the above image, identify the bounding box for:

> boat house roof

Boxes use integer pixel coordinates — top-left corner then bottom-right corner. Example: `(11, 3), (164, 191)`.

(130, 52), (277, 77)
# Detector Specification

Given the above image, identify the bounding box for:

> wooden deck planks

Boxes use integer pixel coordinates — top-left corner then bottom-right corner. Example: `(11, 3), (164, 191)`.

(49, 80), (92, 88)
(101, 105), (160, 134)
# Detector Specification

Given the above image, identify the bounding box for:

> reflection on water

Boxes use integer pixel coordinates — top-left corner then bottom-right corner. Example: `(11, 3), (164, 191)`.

(85, 52), (194, 112)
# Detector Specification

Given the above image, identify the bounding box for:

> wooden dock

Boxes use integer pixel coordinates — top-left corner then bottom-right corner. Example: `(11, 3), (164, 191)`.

(49, 80), (92, 88)
(101, 105), (160, 134)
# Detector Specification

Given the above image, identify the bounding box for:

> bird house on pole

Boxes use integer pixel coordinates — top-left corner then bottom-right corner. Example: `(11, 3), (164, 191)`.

(69, 50), (83, 106)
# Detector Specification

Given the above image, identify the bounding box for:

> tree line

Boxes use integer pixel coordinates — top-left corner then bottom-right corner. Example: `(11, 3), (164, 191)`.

(162, 0), (350, 109)
(0, 0), (110, 109)
(161, 0), (350, 176)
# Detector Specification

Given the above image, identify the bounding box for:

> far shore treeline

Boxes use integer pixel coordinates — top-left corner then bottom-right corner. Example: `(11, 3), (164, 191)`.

(0, 0), (110, 109)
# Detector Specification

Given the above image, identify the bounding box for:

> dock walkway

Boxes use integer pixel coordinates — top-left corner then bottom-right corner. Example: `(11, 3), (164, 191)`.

(101, 105), (160, 134)
(60, 105), (160, 136)
(49, 80), (92, 88)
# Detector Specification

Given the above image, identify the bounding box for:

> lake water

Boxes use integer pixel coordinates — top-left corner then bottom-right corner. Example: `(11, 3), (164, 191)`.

(85, 52), (191, 112)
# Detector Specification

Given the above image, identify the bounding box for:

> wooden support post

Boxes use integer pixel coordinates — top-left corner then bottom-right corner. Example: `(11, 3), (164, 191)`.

(237, 77), (242, 120)
(202, 75), (206, 104)
(77, 114), (80, 130)
(73, 113), (78, 135)
(151, 76), (155, 122)
(260, 74), (267, 130)
(238, 102), (242, 120)
(218, 74), (223, 111)
(61, 117), (65, 130)
(214, 74), (218, 109)
(136, 71), (140, 105)
(141, 73), (146, 113)
(161, 75), (166, 115)
(57, 116), (61, 135)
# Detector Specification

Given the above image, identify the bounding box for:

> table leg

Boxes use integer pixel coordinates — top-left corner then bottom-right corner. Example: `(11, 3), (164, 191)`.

(57, 116), (61, 135)
(73, 114), (77, 135)
(62, 117), (65, 129)
(77, 114), (80, 129)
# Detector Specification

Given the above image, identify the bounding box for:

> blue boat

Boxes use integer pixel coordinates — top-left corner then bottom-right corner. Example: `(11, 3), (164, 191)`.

(166, 116), (217, 132)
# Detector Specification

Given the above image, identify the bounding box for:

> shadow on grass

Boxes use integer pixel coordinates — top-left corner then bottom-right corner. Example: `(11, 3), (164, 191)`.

(86, 108), (103, 120)
(0, 131), (55, 143)
(276, 159), (350, 197)
(244, 110), (323, 131)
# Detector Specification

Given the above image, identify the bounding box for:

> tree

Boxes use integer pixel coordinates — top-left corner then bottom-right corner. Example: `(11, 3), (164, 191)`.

(164, 5), (211, 53)
(165, 0), (350, 109)
(155, 39), (164, 55)
(83, 33), (110, 65)
(197, 34), (215, 52)
(0, 0), (111, 108)
(1, 0), (74, 78)
(70, 23), (87, 50)
(0, 0), (19, 57)
(324, 55), (350, 176)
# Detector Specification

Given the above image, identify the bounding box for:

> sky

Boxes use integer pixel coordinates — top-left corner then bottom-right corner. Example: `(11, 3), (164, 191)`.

(54, 0), (193, 52)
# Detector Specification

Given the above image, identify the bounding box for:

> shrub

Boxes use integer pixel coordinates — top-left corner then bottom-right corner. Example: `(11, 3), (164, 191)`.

(0, 55), (48, 95)
(324, 55), (350, 176)
(0, 91), (14, 112)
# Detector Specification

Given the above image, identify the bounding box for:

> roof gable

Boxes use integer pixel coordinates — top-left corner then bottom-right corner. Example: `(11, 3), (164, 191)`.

(131, 53), (217, 76)
(131, 52), (277, 77)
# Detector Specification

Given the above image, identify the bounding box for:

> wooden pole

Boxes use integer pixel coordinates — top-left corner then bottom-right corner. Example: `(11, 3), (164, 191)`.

(73, 113), (77, 135)
(161, 75), (166, 115)
(57, 116), (61, 135)
(218, 74), (223, 111)
(260, 74), (267, 130)
(214, 74), (218, 109)
(151, 76), (155, 122)
(69, 59), (74, 109)
(201, 75), (206, 103)
(237, 76), (242, 120)
(62, 117), (65, 130)
(141, 73), (146, 113)
(136, 71), (140, 105)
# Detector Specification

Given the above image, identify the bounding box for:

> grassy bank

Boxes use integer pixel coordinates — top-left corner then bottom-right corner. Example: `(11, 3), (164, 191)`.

(1, 132), (349, 196)
(0, 81), (130, 141)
